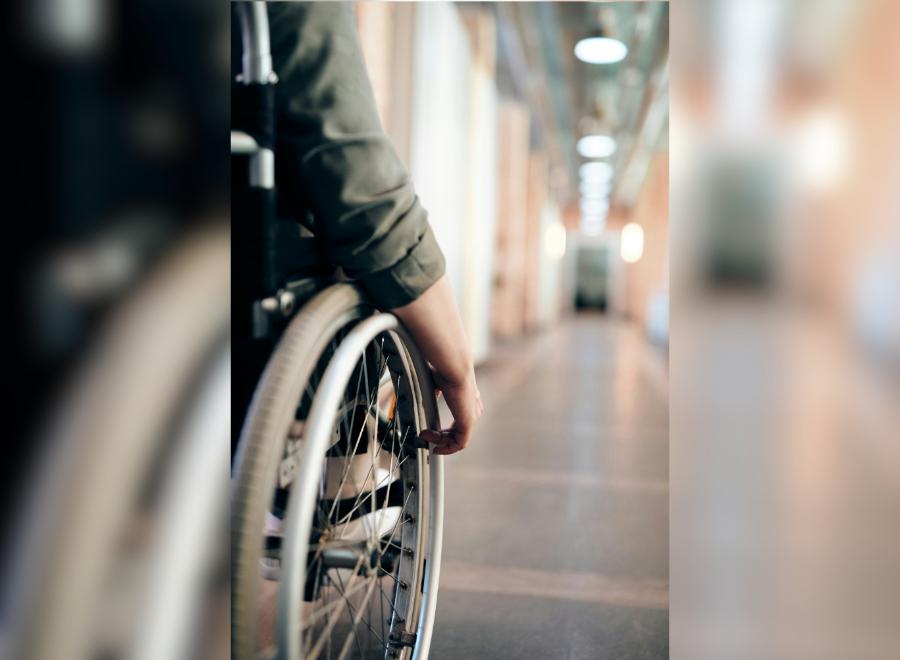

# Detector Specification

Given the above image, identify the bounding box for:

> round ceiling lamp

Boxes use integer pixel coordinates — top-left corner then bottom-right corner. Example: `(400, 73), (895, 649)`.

(580, 198), (609, 216)
(574, 35), (628, 64)
(581, 216), (606, 236)
(579, 161), (614, 183)
(580, 180), (612, 198)
(577, 135), (617, 159)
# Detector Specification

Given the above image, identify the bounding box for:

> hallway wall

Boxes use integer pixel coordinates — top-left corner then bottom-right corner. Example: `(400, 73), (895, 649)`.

(407, 2), (472, 307)
(357, 1), (668, 360)
(360, 2), (502, 363)
(624, 152), (670, 327)
(492, 100), (531, 341)
(460, 9), (500, 364)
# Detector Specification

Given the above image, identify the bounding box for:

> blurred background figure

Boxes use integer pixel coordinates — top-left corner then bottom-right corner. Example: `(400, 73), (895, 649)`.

(671, 1), (900, 659)
(353, 2), (670, 657)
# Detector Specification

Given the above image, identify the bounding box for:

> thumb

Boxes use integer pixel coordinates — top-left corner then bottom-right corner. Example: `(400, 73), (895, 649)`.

(419, 428), (455, 447)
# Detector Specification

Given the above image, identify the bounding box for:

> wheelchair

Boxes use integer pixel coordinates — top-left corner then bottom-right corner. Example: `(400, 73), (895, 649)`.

(231, 4), (444, 659)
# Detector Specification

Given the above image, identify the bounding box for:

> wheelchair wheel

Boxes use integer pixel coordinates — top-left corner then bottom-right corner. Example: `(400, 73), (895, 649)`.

(232, 284), (444, 660)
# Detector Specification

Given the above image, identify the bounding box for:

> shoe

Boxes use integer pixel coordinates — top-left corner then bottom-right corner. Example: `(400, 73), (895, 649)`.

(260, 511), (283, 581)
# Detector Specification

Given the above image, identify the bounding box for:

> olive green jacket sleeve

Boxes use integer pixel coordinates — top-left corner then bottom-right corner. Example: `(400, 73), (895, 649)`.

(267, 2), (445, 309)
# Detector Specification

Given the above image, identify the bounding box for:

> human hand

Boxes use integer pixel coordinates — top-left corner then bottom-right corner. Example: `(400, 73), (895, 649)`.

(420, 369), (483, 455)
(390, 275), (482, 456)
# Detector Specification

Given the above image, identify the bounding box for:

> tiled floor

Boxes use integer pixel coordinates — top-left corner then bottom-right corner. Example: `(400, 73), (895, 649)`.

(429, 313), (669, 659)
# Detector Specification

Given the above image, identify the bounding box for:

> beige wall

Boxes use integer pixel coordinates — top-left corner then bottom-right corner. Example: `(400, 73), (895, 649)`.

(624, 153), (670, 326)
(523, 153), (547, 330)
(356, 3), (417, 163)
(492, 100), (531, 340)
(460, 9), (499, 363)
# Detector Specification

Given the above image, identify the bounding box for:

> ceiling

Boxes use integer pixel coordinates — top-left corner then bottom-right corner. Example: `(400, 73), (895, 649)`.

(492, 1), (669, 211)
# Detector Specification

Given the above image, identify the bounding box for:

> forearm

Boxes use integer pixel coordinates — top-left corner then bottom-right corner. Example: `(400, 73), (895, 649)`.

(390, 275), (473, 387)
(268, 2), (444, 309)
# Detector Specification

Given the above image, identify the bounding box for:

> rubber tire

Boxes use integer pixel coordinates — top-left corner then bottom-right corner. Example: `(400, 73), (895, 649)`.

(231, 284), (373, 660)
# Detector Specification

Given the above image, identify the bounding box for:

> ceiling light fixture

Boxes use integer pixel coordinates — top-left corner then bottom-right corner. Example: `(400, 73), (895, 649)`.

(574, 35), (628, 64)
(580, 198), (609, 216)
(581, 217), (606, 236)
(579, 161), (614, 183)
(577, 135), (617, 159)
(580, 180), (612, 198)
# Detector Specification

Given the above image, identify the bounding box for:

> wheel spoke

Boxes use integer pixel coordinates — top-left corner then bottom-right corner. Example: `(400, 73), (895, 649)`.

(269, 329), (428, 660)
(305, 554), (367, 660)
(324, 344), (391, 525)
(302, 571), (372, 629)
(330, 427), (410, 532)
(333, 575), (381, 660)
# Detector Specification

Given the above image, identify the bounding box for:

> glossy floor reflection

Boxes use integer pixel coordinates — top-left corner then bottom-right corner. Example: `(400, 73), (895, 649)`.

(430, 313), (669, 659)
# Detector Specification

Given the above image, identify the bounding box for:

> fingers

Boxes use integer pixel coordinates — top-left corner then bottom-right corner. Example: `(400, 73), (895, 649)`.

(419, 427), (470, 456)
(421, 373), (482, 456)
(418, 429), (445, 446)
(433, 443), (463, 456)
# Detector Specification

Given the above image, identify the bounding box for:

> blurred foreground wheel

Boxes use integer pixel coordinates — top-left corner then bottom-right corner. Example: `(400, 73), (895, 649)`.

(5, 227), (230, 660)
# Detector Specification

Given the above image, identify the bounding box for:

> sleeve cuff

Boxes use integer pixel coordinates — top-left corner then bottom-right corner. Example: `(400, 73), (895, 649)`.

(356, 223), (446, 309)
